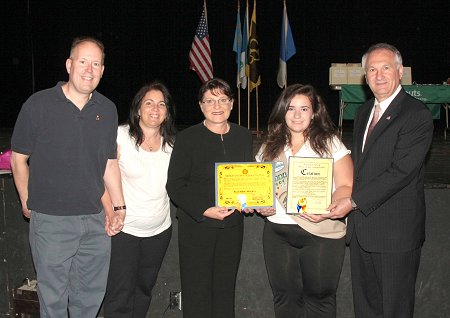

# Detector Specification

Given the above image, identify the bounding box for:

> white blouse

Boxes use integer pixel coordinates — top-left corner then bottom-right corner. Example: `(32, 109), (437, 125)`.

(117, 125), (172, 237)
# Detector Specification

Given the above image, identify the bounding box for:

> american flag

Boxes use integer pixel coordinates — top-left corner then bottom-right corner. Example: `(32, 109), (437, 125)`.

(189, 5), (213, 83)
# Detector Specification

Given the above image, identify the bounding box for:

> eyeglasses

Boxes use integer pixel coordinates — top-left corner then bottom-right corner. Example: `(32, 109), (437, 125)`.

(201, 98), (231, 106)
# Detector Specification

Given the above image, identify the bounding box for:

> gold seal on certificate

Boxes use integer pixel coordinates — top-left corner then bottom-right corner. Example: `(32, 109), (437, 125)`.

(215, 162), (275, 210)
(286, 157), (333, 214)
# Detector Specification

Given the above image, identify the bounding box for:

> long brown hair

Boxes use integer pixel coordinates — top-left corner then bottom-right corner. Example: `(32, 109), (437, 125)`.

(261, 84), (338, 161)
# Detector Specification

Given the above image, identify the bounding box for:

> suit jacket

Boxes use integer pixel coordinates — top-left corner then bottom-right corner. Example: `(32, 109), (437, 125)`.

(346, 89), (434, 253)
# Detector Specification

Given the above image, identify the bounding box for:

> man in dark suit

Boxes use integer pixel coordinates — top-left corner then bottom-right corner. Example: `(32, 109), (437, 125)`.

(339, 43), (433, 318)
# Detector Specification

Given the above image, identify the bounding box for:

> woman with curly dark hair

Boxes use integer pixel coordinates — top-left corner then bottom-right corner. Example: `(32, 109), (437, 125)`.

(256, 84), (353, 318)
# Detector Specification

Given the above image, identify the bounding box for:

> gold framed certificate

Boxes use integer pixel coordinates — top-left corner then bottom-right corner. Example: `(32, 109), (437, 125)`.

(286, 157), (333, 215)
(215, 162), (275, 210)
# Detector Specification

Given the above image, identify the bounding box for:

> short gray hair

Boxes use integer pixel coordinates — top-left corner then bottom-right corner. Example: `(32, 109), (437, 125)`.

(362, 43), (402, 71)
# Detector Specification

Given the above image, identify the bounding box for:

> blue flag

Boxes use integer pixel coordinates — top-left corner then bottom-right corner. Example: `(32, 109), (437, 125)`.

(233, 6), (242, 87)
(277, 2), (296, 88)
(240, 1), (249, 89)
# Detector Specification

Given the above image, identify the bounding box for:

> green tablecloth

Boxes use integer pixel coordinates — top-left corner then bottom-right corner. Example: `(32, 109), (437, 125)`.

(340, 84), (450, 119)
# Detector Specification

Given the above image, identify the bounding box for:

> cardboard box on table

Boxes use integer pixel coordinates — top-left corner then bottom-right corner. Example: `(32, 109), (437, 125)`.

(330, 63), (412, 86)
(401, 67), (412, 85)
(329, 63), (348, 85)
(347, 63), (365, 84)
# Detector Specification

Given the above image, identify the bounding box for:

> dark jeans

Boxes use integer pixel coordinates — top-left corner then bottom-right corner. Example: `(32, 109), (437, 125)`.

(104, 226), (172, 318)
(263, 221), (345, 318)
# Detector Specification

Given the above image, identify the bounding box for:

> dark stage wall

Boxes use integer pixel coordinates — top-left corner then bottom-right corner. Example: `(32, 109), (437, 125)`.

(2, 0), (449, 130)
(1, 174), (449, 317)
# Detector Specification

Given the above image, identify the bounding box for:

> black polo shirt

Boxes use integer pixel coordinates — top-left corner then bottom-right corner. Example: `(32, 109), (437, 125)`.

(11, 82), (118, 216)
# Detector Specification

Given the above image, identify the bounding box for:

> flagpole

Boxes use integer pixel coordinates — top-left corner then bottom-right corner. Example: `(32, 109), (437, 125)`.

(238, 86), (241, 125)
(285, 66), (288, 89)
(247, 78), (250, 129)
(237, 0), (241, 125)
(284, 0), (287, 89)
(246, 0), (250, 129)
(256, 86), (260, 137)
(203, 0), (207, 23)
(252, 0), (259, 137)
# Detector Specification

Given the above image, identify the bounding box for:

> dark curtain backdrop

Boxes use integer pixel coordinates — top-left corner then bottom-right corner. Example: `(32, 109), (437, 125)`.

(2, 0), (449, 129)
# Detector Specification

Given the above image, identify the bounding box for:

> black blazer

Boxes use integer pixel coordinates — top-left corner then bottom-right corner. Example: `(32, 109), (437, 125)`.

(346, 89), (434, 253)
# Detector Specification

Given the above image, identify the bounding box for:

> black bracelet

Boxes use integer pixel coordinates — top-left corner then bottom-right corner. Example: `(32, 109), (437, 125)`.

(113, 205), (126, 211)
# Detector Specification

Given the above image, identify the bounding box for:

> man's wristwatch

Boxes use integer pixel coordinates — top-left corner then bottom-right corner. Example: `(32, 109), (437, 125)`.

(350, 198), (358, 210)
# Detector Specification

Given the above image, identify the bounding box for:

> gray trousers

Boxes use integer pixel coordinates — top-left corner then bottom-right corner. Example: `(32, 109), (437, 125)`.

(29, 210), (111, 318)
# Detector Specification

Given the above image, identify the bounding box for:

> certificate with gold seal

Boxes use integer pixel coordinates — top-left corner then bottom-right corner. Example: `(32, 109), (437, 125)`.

(215, 162), (275, 210)
(286, 157), (333, 215)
